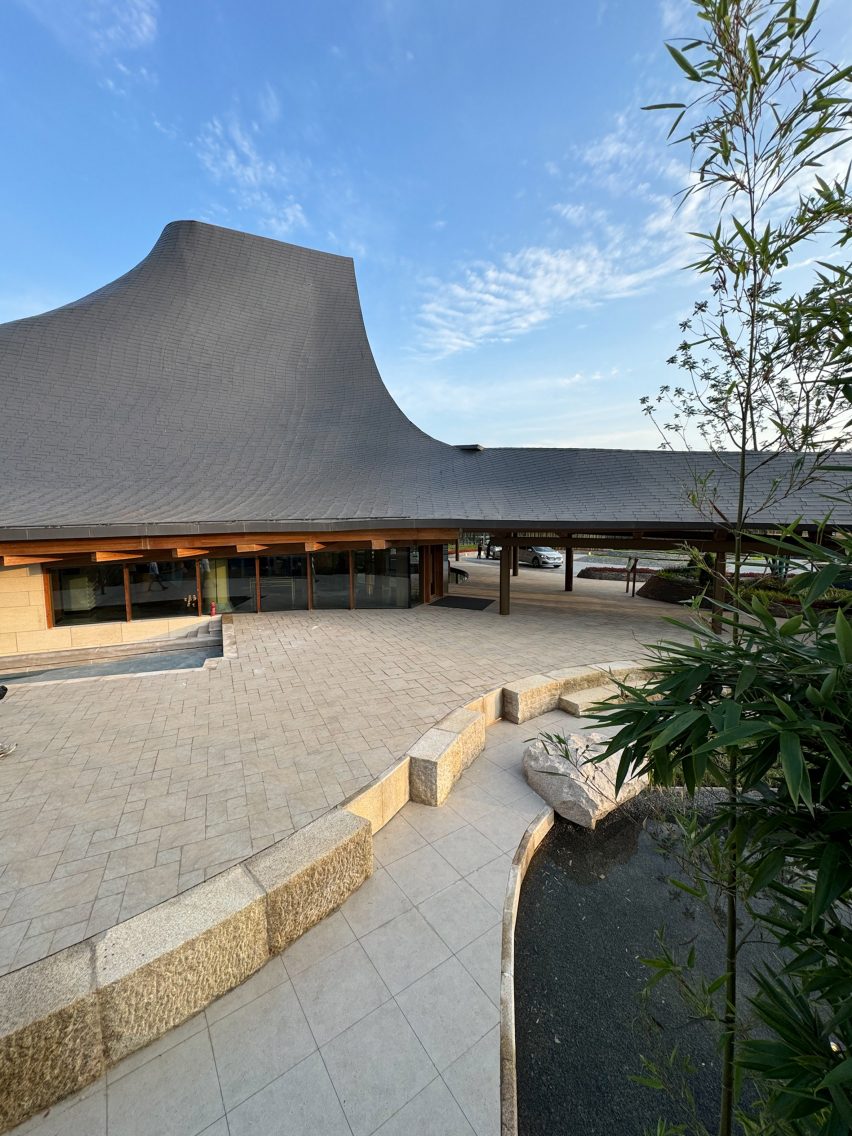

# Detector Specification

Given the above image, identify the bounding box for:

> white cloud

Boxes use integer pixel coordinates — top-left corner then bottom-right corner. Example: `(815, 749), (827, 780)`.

(413, 105), (717, 360)
(19, 0), (158, 57)
(658, 0), (692, 37)
(196, 111), (308, 239)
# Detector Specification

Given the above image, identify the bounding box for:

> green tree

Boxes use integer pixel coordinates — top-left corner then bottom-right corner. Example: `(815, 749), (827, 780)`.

(585, 3), (852, 1135)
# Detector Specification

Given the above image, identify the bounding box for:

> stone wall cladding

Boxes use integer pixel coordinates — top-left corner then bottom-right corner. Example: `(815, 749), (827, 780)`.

(408, 707), (487, 806)
(246, 810), (373, 955)
(95, 866), (268, 1063)
(0, 942), (104, 1132)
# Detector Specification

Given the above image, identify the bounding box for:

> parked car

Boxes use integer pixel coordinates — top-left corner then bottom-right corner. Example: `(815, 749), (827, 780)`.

(518, 546), (563, 568)
(486, 543), (501, 560)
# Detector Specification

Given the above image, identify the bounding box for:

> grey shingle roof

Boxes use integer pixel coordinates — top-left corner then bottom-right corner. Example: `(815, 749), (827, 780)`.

(0, 220), (849, 539)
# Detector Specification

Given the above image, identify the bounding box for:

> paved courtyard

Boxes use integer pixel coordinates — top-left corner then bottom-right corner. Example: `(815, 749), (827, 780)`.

(0, 564), (686, 973)
(13, 708), (575, 1136)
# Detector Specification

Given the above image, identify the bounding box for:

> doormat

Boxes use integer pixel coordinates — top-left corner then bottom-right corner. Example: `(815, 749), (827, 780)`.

(431, 596), (494, 611)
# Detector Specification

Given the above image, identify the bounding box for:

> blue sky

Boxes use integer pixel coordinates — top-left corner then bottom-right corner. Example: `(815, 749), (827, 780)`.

(1, 0), (849, 448)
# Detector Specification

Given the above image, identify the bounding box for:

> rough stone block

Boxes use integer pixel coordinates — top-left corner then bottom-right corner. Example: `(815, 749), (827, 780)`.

(95, 865), (267, 1063)
(523, 735), (647, 828)
(0, 942), (104, 1132)
(246, 810), (372, 955)
(501, 675), (562, 724)
(408, 707), (486, 806)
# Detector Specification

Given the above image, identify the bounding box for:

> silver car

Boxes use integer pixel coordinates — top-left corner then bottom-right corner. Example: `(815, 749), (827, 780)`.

(518, 546), (563, 568)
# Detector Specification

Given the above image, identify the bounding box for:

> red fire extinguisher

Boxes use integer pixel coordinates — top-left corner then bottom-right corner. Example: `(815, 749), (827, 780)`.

(210, 601), (217, 616)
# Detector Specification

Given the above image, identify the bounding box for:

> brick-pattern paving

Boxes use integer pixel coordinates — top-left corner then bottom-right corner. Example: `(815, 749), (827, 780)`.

(0, 567), (685, 973)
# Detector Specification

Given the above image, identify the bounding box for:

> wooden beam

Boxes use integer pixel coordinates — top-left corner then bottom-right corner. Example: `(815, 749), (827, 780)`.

(370, 539), (388, 550)
(234, 544), (267, 554)
(1, 555), (66, 566)
(94, 551), (146, 562)
(171, 548), (211, 559)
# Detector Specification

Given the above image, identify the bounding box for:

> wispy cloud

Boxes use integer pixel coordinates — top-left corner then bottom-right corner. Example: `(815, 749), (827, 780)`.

(658, 0), (692, 37)
(415, 108), (711, 360)
(19, 0), (158, 57)
(196, 108), (308, 239)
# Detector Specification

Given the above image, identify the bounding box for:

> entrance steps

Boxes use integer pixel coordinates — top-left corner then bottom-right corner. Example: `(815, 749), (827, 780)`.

(558, 683), (622, 716)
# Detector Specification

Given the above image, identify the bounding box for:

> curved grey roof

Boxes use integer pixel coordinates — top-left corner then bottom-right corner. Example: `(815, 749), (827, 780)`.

(0, 220), (848, 539)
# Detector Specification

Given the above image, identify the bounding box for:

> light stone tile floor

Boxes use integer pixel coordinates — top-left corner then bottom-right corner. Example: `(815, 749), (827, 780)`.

(12, 708), (578, 1136)
(0, 563), (686, 972)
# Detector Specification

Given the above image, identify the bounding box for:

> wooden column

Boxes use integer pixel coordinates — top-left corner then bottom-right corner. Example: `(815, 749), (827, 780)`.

(195, 560), (203, 617)
(123, 564), (133, 621)
(348, 551), (355, 609)
(42, 567), (55, 629)
(711, 552), (726, 634)
(306, 553), (314, 610)
(564, 547), (573, 592)
(512, 544), (519, 577)
(255, 557), (262, 612)
(454, 539), (460, 562)
(499, 545), (511, 615)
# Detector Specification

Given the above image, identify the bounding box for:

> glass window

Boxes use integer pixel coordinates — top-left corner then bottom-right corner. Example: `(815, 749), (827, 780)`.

(312, 551), (350, 609)
(129, 559), (199, 620)
(201, 558), (257, 615)
(354, 548), (410, 609)
(409, 547), (421, 605)
(51, 565), (126, 625)
(259, 555), (308, 611)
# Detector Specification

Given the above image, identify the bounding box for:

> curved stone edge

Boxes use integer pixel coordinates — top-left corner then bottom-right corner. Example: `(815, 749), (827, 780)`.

(499, 807), (555, 1136)
(0, 661), (647, 1132)
(0, 809), (372, 1133)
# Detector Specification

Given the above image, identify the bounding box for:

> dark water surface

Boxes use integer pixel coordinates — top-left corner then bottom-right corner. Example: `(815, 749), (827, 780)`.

(515, 804), (766, 1135)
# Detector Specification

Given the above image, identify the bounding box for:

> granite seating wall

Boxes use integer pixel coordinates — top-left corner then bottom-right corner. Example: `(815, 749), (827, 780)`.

(0, 660), (643, 1133)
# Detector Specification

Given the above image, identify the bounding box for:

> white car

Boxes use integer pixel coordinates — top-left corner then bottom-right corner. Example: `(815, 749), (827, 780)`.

(518, 546), (563, 568)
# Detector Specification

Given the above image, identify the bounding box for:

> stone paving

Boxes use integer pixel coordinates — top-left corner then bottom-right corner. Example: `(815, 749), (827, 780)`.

(13, 708), (576, 1136)
(0, 563), (687, 973)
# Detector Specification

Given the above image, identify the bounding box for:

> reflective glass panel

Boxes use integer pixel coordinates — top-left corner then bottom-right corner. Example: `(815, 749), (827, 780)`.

(312, 551), (350, 609)
(354, 548), (410, 609)
(409, 547), (421, 605)
(259, 555), (308, 611)
(129, 559), (199, 620)
(201, 558), (257, 615)
(51, 565), (127, 625)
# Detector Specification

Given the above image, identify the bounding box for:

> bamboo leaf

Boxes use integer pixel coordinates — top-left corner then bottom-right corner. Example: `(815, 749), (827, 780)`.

(779, 732), (804, 804)
(666, 43), (702, 81)
(835, 608), (852, 664)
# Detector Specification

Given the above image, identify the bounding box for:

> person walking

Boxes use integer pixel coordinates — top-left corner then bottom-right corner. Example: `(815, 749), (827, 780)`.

(477, 540), (483, 559)
(146, 561), (168, 591)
